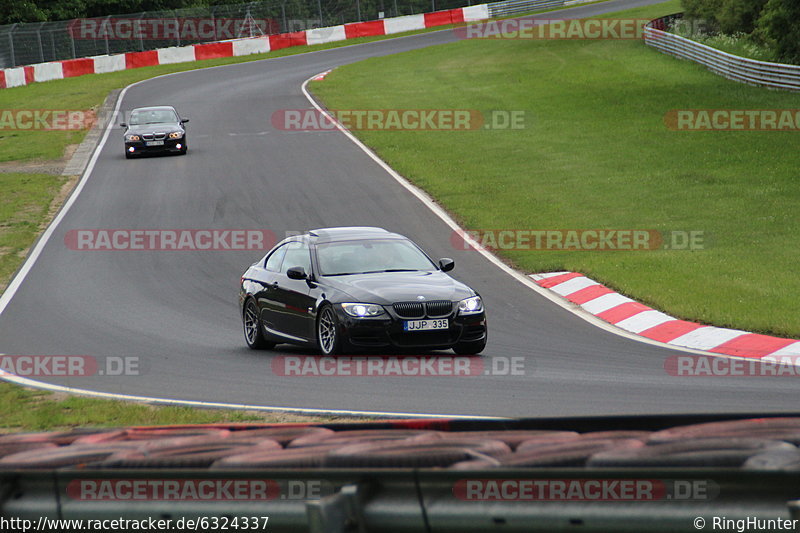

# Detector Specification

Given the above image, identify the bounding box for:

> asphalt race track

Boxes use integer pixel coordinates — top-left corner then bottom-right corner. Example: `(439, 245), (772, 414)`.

(0, 0), (797, 418)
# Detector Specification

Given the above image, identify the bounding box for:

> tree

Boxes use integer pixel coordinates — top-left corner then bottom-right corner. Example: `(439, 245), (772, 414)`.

(681, 0), (770, 34)
(757, 0), (800, 64)
(0, 1), (47, 24)
(718, 0), (768, 34)
(681, 0), (725, 31)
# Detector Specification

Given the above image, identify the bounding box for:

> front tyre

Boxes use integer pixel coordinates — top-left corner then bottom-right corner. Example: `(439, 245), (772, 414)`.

(243, 299), (274, 350)
(453, 337), (487, 356)
(317, 304), (343, 355)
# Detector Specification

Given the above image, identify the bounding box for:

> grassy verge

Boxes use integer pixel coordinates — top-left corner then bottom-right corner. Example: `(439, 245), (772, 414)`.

(0, 17), (502, 429)
(0, 382), (346, 432)
(0, 172), (69, 290)
(312, 0), (800, 338)
(0, 0), (615, 164)
(0, 24), (464, 164)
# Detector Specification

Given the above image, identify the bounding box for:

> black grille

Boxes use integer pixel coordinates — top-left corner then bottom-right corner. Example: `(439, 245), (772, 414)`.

(142, 133), (154, 141)
(393, 302), (424, 318)
(392, 301), (453, 318)
(425, 300), (453, 317)
(154, 132), (166, 140)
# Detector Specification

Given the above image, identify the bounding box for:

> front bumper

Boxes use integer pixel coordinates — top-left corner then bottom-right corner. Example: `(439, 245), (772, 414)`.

(125, 138), (184, 155)
(334, 305), (487, 350)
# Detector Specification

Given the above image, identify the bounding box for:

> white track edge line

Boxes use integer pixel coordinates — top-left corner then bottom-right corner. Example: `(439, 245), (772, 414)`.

(0, 83), (126, 316)
(0, 19), (783, 417)
(0, 26), (510, 420)
(0, 25), (470, 318)
(301, 72), (789, 365)
(0, 370), (506, 420)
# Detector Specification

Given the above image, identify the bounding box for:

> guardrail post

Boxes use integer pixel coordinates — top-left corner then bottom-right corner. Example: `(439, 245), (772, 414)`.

(307, 484), (372, 533)
(141, 13), (147, 50)
(104, 16), (110, 55)
(211, 6), (217, 42)
(8, 24), (16, 67)
(37, 23), (45, 63)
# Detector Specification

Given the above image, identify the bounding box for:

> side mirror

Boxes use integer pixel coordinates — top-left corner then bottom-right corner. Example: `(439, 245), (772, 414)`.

(119, 123), (127, 128)
(438, 258), (455, 272)
(181, 118), (189, 124)
(286, 266), (307, 280)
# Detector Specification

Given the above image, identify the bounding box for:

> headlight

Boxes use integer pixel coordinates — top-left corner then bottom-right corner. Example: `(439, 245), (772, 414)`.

(125, 134), (140, 141)
(457, 296), (483, 315)
(168, 131), (183, 139)
(341, 303), (386, 318)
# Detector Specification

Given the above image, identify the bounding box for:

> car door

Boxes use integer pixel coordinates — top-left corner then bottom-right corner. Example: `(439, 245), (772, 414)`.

(252, 243), (287, 335)
(270, 241), (316, 342)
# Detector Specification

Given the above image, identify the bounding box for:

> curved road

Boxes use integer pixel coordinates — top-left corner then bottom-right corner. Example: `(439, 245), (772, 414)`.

(1, 0), (797, 417)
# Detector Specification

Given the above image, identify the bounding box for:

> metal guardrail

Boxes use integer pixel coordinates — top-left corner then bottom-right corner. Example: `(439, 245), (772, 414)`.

(644, 14), (800, 92)
(487, 0), (565, 18)
(4, 469), (800, 533)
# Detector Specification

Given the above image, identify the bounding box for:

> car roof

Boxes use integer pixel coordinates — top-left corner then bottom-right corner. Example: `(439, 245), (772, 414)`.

(307, 227), (404, 243)
(131, 106), (178, 113)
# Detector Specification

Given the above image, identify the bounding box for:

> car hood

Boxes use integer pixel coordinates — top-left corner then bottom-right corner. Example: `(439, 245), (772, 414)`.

(322, 270), (475, 304)
(125, 123), (183, 135)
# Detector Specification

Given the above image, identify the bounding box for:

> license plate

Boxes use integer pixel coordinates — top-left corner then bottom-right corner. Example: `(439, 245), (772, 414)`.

(145, 140), (164, 146)
(403, 319), (448, 332)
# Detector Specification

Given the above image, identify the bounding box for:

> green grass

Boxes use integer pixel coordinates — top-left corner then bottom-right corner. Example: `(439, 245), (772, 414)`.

(0, 382), (343, 432)
(312, 0), (800, 338)
(0, 24), (466, 164)
(0, 1), (613, 430)
(0, 0), (612, 164)
(0, 172), (67, 290)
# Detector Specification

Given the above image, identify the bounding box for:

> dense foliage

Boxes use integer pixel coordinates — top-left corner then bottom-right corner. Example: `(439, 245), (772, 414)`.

(681, 0), (799, 63)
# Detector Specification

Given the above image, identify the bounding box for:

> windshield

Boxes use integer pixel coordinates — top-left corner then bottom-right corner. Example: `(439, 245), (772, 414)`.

(316, 239), (436, 275)
(129, 109), (178, 125)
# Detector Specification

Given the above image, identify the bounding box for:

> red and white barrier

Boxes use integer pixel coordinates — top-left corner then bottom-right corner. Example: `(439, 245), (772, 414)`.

(0, 4), (489, 89)
(531, 272), (800, 360)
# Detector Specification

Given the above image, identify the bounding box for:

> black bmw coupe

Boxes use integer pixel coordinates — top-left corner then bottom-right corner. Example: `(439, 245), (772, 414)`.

(239, 227), (487, 355)
(121, 105), (188, 158)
